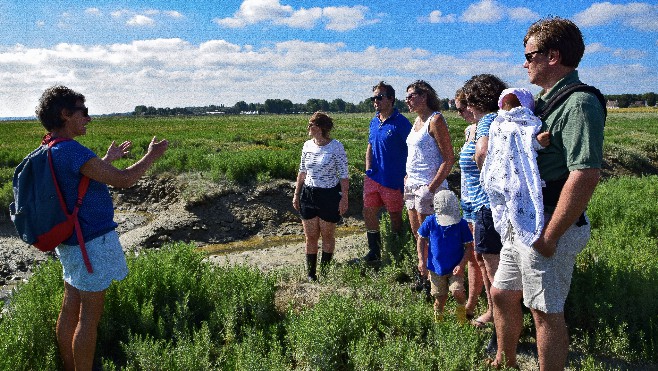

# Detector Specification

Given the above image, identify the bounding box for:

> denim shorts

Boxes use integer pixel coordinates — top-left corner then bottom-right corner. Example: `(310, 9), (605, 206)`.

(56, 230), (128, 292)
(493, 214), (591, 313)
(474, 206), (503, 254)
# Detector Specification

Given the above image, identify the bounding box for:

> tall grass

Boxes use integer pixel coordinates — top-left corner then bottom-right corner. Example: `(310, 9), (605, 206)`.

(3, 174), (656, 370)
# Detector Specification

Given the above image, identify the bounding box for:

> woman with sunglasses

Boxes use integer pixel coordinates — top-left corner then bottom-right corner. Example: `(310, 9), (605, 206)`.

(293, 111), (349, 281)
(454, 88), (484, 321)
(404, 80), (455, 298)
(460, 75), (507, 346)
(35, 85), (168, 371)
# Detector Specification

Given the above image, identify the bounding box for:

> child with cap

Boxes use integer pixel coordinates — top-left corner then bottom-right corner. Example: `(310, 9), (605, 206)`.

(417, 189), (474, 323)
(480, 88), (549, 247)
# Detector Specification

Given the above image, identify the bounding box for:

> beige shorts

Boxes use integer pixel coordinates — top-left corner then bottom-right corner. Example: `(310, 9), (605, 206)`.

(404, 184), (436, 215)
(492, 214), (590, 313)
(428, 270), (465, 297)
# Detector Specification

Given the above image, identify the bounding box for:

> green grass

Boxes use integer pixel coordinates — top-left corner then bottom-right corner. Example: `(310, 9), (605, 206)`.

(1, 113), (657, 369)
(2, 174), (657, 370)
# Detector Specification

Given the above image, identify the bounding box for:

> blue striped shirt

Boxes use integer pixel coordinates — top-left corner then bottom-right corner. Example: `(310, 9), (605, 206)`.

(459, 113), (497, 212)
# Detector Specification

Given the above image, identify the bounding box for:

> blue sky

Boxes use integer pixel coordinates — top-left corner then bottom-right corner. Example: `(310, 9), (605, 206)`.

(0, 0), (656, 117)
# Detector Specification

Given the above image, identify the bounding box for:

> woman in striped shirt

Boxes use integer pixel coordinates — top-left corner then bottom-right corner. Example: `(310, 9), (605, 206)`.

(293, 112), (349, 281)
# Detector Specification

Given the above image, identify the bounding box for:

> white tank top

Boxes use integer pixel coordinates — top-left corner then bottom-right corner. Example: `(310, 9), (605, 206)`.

(405, 112), (447, 188)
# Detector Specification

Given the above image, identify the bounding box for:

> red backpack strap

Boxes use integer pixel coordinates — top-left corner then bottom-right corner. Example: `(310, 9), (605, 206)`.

(72, 176), (93, 273)
(47, 138), (94, 273)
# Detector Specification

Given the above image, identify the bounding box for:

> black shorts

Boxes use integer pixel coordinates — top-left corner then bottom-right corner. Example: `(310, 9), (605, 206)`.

(299, 184), (341, 223)
(474, 206), (503, 254)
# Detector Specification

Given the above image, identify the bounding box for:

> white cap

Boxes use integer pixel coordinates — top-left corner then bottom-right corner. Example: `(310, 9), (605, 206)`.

(498, 88), (535, 111)
(433, 190), (461, 226)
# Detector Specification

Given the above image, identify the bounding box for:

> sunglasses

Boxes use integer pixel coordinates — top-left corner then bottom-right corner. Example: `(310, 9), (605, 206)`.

(370, 94), (387, 102)
(456, 107), (466, 114)
(69, 106), (89, 117)
(524, 50), (544, 63)
(405, 92), (419, 101)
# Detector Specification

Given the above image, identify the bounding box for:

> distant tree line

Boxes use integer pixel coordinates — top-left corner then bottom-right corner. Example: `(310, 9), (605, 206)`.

(133, 97), (452, 116)
(133, 92), (656, 116)
(606, 93), (656, 108)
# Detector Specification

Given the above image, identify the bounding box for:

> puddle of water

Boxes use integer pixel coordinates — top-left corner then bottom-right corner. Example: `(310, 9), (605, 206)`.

(199, 225), (363, 255)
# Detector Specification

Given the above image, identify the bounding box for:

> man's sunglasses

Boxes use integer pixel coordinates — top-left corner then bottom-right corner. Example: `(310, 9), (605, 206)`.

(524, 50), (544, 63)
(69, 107), (89, 117)
(370, 94), (388, 102)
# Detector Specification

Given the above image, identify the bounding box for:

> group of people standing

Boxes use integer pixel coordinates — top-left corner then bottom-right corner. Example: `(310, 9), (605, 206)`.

(293, 16), (605, 370)
(31, 15), (603, 371)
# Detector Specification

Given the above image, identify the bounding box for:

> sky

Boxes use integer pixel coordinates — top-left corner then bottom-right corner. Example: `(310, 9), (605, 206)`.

(0, 0), (656, 117)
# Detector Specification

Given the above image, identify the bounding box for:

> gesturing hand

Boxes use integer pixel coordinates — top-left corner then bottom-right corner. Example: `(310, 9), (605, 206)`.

(104, 140), (132, 162)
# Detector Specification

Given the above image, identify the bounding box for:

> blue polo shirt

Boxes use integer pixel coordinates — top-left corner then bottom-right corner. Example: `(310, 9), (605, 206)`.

(418, 216), (473, 276)
(367, 108), (412, 190)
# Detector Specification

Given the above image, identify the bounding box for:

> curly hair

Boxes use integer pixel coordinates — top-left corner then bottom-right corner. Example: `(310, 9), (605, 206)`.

(454, 88), (467, 107)
(309, 111), (334, 138)
(462, 74), (508, 113)
(35, 85), (85, 132)
(407, 80), (441, 111)
(524, 17), (584, 68)
(372, 81), (395, 101)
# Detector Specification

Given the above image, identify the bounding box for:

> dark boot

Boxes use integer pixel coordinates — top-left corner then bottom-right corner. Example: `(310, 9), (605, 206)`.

(486, 326), (498, 354)
(363, 230), (381, 262)
(306, 253), (318, 282)
(320, 251), (333, 277)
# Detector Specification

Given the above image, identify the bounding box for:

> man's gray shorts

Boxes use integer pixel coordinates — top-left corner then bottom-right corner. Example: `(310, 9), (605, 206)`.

(492, 214), (590, 313)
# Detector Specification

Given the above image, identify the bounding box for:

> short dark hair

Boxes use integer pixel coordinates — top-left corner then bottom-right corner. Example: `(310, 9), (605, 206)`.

(524, 17), (584, 68)
(309, 111), (334, 137)
(407, 80), (441, 111)
(35, 85), (85, 132)
(372, 81), (395, 101)
(462, 74), (508, 113)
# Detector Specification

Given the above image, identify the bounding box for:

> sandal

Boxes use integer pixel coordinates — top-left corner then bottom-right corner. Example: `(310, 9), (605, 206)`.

(471, 318), (491, 329)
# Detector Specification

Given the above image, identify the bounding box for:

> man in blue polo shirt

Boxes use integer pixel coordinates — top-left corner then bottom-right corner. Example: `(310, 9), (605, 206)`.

(359, 81), (412, 263)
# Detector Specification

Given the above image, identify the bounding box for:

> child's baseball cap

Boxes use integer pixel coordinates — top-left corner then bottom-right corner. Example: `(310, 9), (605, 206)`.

(433, 190), (461, 226)
(498, 87), (535, 111)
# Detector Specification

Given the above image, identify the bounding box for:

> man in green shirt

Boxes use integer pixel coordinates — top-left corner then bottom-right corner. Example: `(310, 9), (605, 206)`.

(489, 17), (605, 371)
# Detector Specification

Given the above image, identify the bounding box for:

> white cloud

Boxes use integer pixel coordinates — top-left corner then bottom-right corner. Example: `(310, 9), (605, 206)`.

(322, 6), (372, 31)
(574, 2), (658, 31)
(0, 38), (654, 117)
(165, 11), (184, 19)
(428, 10), (457, 24)
(127, 15), (155, 27)
(461, 0), (538, 24)
(215, 0), (374, 31)
(586, 42), (647, 59)
(85, 8), (101, 16)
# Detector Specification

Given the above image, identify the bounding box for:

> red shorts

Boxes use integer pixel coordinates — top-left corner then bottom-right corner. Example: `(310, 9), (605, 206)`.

(363, 176), (404, 213)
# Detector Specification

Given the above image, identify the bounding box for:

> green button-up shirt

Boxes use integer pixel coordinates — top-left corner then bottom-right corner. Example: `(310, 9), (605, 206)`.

(535, 70), (606, 183)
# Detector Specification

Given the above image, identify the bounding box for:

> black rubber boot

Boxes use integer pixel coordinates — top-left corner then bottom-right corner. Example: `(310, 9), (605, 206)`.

(306, 253), (318, 282)
(320, 251), (333, 276)
(363, 230), (381, 262)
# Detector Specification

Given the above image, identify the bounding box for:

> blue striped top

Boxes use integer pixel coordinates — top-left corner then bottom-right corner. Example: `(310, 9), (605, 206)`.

(459, 113), (497, 212)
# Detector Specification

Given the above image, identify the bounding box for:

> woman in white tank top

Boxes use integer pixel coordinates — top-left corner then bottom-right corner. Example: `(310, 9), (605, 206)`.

(404, 80), (455, 240)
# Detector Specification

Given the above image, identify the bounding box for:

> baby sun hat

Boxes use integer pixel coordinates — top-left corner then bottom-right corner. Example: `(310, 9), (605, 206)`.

(498, 87), (535, 111)
(433, 190), (461, 226)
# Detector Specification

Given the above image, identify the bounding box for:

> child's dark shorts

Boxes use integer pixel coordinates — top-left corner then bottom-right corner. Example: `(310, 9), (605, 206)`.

(299, 184), (342, 223)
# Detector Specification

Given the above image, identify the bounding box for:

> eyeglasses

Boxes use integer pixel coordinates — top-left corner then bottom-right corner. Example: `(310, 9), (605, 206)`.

(308, 122), (317, 128)
(456, 107), (466, 115)
(524, 50), (544, 63)
(69, 106), (89, 117)
(370, 94), (387, 102)
(405, 92), (419, 101)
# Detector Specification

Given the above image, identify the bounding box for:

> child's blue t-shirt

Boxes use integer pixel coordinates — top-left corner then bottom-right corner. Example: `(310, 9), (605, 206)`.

(51, 140), (118, 245)
(418, 216), (473, 276)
